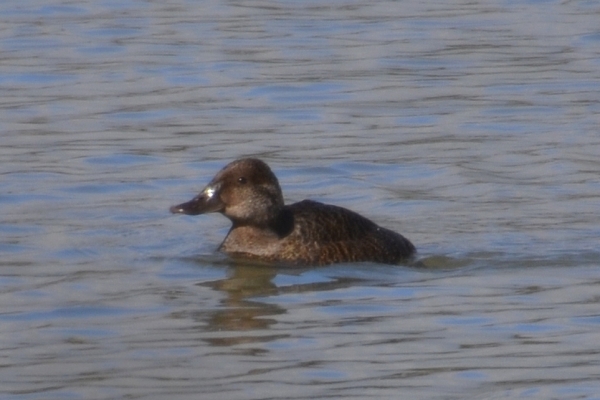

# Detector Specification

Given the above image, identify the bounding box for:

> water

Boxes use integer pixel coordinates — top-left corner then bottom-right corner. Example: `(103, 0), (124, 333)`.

(1, 0), (600, 399)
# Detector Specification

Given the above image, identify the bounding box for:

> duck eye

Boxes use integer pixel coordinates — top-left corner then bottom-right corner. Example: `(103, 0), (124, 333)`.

(237, 177), (247, 184)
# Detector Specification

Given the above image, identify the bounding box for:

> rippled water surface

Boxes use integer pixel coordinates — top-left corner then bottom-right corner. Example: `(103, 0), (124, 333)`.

(2, 0), (600, 399)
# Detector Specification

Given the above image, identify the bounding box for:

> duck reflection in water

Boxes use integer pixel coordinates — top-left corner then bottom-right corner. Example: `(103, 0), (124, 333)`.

(200, 263), (282, 346)
(199, 260), (363, 347)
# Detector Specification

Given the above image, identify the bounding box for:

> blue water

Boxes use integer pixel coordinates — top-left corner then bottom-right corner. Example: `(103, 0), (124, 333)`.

(1, 0), (600, 399)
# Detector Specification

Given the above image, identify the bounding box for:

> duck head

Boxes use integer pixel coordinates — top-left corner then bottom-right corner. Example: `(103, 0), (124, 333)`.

(170, 158), (285, 226)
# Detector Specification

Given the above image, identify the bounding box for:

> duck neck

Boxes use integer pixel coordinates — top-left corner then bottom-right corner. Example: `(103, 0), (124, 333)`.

(229, 207), (293, 238)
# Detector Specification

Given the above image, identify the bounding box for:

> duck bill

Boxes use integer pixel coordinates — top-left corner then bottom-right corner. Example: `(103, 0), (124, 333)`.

(170, 184), (223, 215)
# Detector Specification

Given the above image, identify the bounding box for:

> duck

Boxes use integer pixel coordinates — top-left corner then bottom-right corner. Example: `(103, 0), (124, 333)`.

(170, 158), (415, 266)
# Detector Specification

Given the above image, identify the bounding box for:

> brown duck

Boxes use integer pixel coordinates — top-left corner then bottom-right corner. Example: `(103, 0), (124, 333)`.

(170, 158), (415, 266)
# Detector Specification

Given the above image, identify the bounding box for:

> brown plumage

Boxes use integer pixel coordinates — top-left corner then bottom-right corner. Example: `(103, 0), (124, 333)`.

(170, 158), (415, 266)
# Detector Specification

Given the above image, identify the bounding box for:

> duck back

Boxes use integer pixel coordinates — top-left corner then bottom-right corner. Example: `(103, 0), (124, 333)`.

(222, 200), (415, 266)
